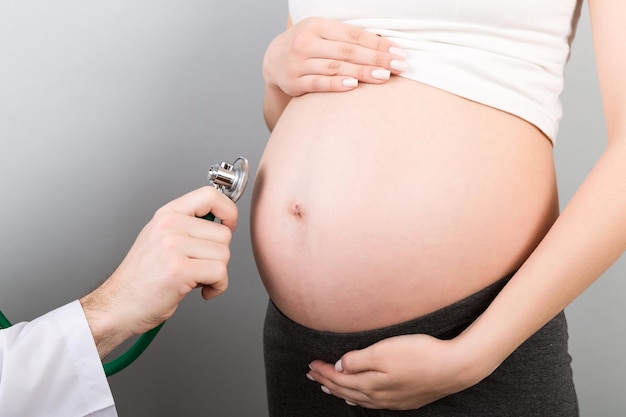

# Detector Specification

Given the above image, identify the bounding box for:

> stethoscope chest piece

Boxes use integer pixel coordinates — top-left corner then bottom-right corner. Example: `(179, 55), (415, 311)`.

(207, 156), (249, 203)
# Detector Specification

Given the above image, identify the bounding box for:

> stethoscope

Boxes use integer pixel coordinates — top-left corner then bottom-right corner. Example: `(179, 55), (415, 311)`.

(0, 157), (250, 377)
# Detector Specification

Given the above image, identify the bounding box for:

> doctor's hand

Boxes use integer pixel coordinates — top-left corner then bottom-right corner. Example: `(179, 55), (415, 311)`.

(306, 334), (491, 410)
(263, 16), (408, 97)
(80, 186), (238, 359)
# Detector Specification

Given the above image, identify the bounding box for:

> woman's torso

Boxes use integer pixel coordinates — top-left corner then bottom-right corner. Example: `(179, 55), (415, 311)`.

(252, 78), (557, 332)
(250, 1), (579, 332)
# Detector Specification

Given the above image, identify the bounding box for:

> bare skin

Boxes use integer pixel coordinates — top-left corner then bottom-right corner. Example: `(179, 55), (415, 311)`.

(80, 186), (237, 359)
(253, 76), (557, 332)
(253, 7), (626, 410)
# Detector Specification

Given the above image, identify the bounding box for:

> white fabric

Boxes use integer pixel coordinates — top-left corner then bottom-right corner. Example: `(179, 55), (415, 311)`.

(289, 0), (583, 142)
(0, 301), (117, 416)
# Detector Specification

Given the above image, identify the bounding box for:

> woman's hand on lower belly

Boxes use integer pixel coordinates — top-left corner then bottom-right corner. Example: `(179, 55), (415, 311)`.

(306, 334), (489, 410)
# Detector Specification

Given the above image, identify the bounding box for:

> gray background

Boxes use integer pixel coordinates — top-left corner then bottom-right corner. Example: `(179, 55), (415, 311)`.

(0, 1), (623, 416)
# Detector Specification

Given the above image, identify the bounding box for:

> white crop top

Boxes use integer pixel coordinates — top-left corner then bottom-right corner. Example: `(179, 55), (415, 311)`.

(288, 0), (583, 142)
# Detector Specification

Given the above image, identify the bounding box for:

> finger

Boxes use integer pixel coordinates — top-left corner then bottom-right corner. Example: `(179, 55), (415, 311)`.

(164, 186), (239, 231)
(300, 59), (399, 82)
(336, 349), (379, 374)
(308, 365), (378, 409)
(171, 235), (231, 263)
(198, 265), (229, 300)
(308, 361), (358, 391)
(307, 17), (397, 52)
(294, 68), (398, 93)
(186, 258), (229, 296)
(292, 74), (359, 93)
(308, 39), (407, 72)
(200, 278), (228, 300)
(156, 242), (229, 289)
(319, 383), (374, 409)
(309, 359), (377, 389)
(147, 209), (233, 246)
(183, 217), (233, 245)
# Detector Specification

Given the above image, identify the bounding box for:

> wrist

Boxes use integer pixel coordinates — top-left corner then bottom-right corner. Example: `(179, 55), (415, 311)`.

(452, 325), (509, 386)
(80, 286), (132, 359)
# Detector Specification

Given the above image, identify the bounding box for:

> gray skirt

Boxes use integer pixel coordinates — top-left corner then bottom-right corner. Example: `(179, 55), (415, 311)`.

(263, 275), (579, 416)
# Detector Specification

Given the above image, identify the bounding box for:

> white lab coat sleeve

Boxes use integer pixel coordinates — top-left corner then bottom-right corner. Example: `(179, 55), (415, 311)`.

(0, 300), (118, 416)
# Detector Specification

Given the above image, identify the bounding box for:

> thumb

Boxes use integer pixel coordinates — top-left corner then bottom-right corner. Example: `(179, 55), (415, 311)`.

(335, 348), (376, 374)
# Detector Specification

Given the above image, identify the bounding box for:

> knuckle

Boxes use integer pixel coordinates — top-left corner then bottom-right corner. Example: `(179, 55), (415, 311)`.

(341, 353), (355, 371)
(378, 395), (396, 410)
(373, 52), (387, 67)
(151, 211), (178, 232)
(308, 76), (323, 92)
(340, 44), (357, 61)
(214, 275), (228, 291)
(302, 16), (327, 33)
(356, 66), (370, 81)
(301, 16), (319, 28)
(375, 37), (388, 51)
(346, 27), (362, 43)
(359, 377), (377, 393)
(212, 263), (229, 284)
(152, 206), (170, 221)
(164, 254), (186, 278)
(159, 234), (180, 254)
(326, 60), (341, 76)
(214, 224), (233, 244)
(290, 34), (312, 54)
(223, 228), (234, 246)
(218, 245), (231, 263)
(297, 17), (322, 41)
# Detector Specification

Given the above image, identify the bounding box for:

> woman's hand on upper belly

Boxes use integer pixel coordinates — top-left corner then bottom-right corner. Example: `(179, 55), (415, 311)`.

(306, 334), (491, 410)
(264, 17), (409, 97)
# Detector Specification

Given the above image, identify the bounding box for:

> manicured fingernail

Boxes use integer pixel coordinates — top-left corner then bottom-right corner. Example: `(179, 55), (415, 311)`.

(321, 385), (331, 395)
(306, 373), (316, 381)
(390, 59), (409, 72)
(372, 69), (390, 80)
(346, 400), (357, 406)
(342, 78), (358, 88)
(335, 359), (343, 372)
(389, 46), (408, 58)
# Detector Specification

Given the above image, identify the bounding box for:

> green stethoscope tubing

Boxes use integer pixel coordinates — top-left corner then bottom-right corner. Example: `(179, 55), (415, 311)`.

(0, 310), (11, 330)
(103, 322), (165, 376)
(0, 212), (216, 377)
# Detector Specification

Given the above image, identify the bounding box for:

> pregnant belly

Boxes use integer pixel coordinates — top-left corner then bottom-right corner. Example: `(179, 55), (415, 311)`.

(250, 77), (558, 332)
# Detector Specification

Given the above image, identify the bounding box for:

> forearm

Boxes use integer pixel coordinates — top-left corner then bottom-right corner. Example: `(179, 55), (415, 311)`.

(459, 140), (626, 375)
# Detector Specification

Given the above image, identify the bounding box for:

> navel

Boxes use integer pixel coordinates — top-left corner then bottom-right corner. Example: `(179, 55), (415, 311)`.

(289, 201), (304, 220)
